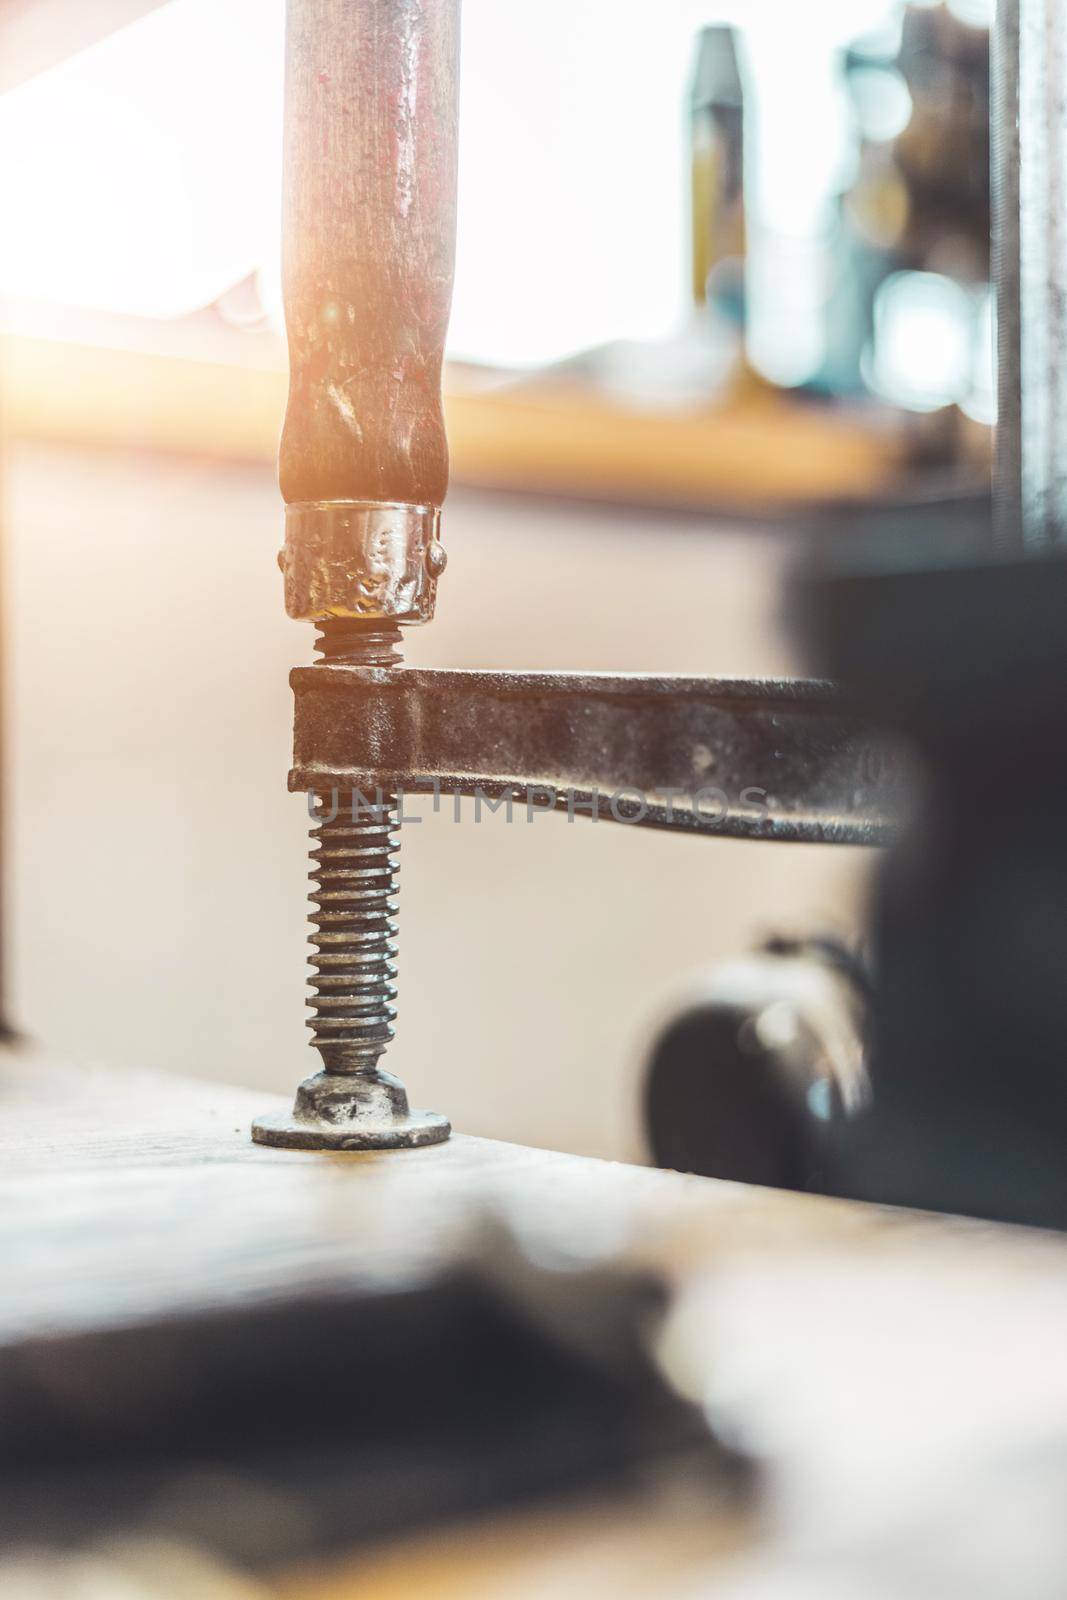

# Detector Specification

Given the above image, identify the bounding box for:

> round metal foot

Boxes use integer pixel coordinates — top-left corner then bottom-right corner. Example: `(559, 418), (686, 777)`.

(251, 1106), (451, 1151)
(254, 1072), (449, 1152)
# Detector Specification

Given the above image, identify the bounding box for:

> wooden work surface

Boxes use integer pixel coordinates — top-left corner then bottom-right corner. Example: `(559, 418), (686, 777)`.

(5, 1046), (1067, 1598)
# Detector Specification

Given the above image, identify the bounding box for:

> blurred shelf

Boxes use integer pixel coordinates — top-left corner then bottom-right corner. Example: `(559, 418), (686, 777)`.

(1, 328), (977, 514)
(443, 373), (916, 512)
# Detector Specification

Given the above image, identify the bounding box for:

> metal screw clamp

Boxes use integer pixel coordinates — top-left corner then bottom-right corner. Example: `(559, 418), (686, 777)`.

(282, 501), (445, 624)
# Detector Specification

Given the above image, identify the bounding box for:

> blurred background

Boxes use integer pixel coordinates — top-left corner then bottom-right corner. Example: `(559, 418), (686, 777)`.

(0, 0), (991, 1159)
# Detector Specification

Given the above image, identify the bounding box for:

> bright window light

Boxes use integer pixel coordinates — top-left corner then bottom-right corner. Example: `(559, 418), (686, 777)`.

(0, 0), (285, 320)
(451, 0), (698, 366)
(0, 0), (697, 365)
(0, 0), (923, 376)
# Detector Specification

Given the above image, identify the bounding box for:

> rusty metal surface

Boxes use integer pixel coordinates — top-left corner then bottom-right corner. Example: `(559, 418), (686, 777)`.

(290, 666), (897, 847)
(282, 499), (446, 622)
(252, 1095), (451, 1151)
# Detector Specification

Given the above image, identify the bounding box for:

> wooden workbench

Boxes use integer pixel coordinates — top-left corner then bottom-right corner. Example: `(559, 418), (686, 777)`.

(4, 1046), (1067, 1598)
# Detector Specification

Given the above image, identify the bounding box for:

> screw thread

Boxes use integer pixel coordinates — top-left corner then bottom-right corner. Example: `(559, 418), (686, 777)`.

(313, 620), (402, 665)
(308, 623), (402, 1076)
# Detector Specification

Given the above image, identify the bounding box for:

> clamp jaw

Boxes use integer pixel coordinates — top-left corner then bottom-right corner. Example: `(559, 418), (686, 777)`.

(290, 664), (895, 849)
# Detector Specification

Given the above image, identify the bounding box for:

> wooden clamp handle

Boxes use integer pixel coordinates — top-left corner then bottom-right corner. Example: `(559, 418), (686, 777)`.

(279, 0), (461, 622)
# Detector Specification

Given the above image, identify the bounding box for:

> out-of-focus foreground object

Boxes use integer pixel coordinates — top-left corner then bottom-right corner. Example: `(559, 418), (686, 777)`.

(7, 1063), (1067, 1596)
(808, 547), (1067, 1228)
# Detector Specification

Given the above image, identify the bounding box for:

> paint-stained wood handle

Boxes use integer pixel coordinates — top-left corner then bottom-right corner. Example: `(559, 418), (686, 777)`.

(279, 0), (461, 510)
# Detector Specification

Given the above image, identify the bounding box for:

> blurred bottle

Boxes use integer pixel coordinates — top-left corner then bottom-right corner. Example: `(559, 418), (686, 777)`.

(821, 31), (915, 398)
(689, 26), (745, 326)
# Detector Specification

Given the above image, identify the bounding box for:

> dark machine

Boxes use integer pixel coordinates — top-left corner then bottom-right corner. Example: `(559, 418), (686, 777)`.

(651, 0), (1067, 1229)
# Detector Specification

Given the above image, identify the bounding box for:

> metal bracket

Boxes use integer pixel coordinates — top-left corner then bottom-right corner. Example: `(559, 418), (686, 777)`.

(290, 666), (897, 846)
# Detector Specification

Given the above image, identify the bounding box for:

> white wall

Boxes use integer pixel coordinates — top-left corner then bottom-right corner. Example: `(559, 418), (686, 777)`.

(5, 443), (871, 1160)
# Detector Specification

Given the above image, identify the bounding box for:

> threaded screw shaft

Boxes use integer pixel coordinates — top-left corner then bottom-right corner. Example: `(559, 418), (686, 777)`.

(308, 622), (402, 1077)
(252, 616), (449, 1147)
